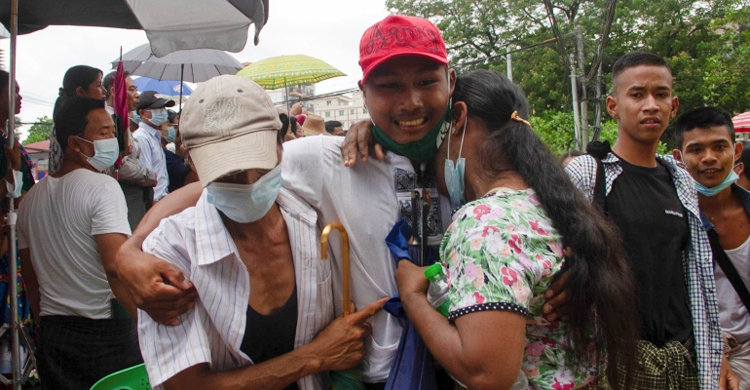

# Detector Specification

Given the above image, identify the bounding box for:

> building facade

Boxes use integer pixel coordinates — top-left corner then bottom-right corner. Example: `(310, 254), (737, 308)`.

(310, 89), (370, 131)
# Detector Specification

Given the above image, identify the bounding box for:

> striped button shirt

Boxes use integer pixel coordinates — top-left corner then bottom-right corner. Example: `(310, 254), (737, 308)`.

(565, 153), (723, 390)
(137, 188), (334, 390)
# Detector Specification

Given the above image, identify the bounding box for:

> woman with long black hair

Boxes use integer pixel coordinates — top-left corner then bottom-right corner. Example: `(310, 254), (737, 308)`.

(395, 69), (639, 389)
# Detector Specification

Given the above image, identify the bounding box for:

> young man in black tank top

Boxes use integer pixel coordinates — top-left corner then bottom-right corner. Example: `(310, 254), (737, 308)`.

(674, 107), (744, 389)
(565, 52), (727, 390)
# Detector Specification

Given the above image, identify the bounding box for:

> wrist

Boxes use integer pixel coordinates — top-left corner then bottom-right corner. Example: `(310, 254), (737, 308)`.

(289, 344), (325, 374)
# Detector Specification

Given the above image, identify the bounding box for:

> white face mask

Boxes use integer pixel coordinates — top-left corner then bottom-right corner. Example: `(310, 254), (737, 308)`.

(77, 137), (119, 171)
(206, 165), (284, 223)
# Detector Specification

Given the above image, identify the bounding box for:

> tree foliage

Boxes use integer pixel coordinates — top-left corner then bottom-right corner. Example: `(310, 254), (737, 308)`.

(22, 116), (53, 145)
(387, 0), (750, 149)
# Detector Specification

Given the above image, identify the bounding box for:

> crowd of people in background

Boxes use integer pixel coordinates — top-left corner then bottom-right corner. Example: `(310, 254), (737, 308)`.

(0, 12), (747, 390)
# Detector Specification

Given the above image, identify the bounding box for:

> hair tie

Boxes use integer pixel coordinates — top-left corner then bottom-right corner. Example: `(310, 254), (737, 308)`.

(511, 111), (531, 128)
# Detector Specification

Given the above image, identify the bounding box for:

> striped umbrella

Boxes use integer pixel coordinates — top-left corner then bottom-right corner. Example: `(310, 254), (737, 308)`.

(236, 54), (346, 90)
(733, 111), (750, 133)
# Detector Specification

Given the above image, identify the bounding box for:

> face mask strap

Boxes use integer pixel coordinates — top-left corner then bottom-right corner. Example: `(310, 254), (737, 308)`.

(458, 116), (467, 159)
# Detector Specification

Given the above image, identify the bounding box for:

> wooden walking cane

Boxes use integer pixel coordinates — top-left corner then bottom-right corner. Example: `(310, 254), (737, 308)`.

(321, 223), (366, 390)
(320, 222), (350, 315)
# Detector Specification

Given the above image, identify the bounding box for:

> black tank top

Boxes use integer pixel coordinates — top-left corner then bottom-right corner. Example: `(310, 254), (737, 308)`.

(240, 284), (299, 390)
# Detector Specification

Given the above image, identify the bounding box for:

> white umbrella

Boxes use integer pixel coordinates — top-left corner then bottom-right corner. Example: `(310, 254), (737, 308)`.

(113, 44), (244, 107)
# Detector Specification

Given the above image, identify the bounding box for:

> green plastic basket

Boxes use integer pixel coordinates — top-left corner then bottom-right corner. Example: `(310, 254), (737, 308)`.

(90, 363), (152, 390)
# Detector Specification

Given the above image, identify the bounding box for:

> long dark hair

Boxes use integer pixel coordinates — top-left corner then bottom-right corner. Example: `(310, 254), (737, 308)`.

(53, 65), (103, 120)
(453, 69), (638, 387)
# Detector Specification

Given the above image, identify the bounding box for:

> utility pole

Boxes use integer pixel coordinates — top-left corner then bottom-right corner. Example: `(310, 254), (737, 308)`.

(506, 46), (513, 82)
(569, 53), (582, 150)
(575, 26), (588, 148)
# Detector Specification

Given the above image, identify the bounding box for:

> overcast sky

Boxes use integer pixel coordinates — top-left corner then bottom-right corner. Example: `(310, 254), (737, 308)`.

(0, 0), (390, 138)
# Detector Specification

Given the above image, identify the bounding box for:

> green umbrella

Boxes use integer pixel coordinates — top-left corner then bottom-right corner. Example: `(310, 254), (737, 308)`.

(236, 54), (346, 111)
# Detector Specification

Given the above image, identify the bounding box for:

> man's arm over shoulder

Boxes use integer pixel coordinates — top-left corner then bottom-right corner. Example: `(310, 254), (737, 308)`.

(564, 154), (597, 202)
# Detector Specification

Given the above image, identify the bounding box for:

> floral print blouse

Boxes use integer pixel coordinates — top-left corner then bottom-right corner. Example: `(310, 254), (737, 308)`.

(440, 188), (600, 390)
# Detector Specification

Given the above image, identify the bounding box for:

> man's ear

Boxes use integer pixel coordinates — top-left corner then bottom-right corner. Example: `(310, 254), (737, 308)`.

(734, 161), (744, 176)
(734, 141), (743, 165)
(68, 136), (83, 153)
(669, 96), (679, 119)
(606, 96), (618, 119)
(75, 86), (86, 97)
(672, 148), (683, 162)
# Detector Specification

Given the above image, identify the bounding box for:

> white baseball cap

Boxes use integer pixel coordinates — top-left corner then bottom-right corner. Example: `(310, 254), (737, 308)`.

(180, 75), (282, 186)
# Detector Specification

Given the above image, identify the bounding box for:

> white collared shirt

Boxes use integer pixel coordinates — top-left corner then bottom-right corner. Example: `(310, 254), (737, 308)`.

(133, 122), (169, 200)
(138, 188), (333, 389)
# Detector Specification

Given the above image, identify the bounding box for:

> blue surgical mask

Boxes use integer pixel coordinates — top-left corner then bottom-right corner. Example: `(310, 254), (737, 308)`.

(77, 137), (119, 172)
(695, 170), (738, 197)
(131, 111), (141, 125)
(166, 126), (177, 143)
(206, 165), (284, 223)
(444, 117), (467, 206)
(148, 108), (168, 126)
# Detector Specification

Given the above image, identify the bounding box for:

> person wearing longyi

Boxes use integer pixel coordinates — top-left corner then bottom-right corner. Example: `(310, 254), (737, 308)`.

(136, 75), (385, 390)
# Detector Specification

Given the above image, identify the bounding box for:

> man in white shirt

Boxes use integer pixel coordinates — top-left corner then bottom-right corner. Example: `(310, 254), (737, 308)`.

(674, 106), (746, 389)
(18, 97), (141, 390)
(133, 90), (173, 203)
(137, 75), (385, 390)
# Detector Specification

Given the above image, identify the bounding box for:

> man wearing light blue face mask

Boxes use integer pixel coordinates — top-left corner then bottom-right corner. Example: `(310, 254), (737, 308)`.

(674, 106), (748, 390)
(133, 90), (175, 203)
(17, 97), (143, 390)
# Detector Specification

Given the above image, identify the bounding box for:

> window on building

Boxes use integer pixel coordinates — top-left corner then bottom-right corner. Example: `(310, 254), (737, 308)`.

(325, 111), (330, 117)
(339, 110), (344, 116)
(350, 109), (355, 114)
(326, 100), (332, 106)
(363, 108), (368, 114)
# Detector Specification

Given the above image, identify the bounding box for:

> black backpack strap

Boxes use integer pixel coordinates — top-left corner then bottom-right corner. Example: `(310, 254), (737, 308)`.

(707, 228), (750, 312)
(586, 141), (611, 213)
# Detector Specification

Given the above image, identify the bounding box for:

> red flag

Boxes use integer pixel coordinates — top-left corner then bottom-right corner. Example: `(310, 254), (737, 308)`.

(112, 61), (129, 180)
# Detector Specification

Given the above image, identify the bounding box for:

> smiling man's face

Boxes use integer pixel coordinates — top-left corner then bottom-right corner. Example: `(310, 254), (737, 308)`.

(361, 56), (454, 145)
(607, 65), (678, 146)
(675, 125), (741, 189)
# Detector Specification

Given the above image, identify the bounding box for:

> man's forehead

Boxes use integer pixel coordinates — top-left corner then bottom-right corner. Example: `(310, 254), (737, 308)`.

(369, 56), (446, 78)
(684, 126), (734, 146)
(615, 65), (673, 89)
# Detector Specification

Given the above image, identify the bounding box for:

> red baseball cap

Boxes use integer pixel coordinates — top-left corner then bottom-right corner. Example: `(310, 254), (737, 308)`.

(359, 15), (448, 83)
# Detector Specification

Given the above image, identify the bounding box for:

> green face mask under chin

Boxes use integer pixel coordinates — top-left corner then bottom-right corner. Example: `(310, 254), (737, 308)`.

(371, 105), (453, 164)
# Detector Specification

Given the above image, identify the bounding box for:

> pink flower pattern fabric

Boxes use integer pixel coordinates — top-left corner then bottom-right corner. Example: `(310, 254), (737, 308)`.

(440, 188), (600, 389)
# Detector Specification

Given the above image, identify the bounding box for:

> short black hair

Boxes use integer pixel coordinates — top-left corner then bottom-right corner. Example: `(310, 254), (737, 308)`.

(103, 70), (131, 100)
(54, 97), (106, 153)
(739, 141), (750, 179)
(611, 52), (670, 94)
(325, 120), (343, 133)
(674, 106), (735, 149)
